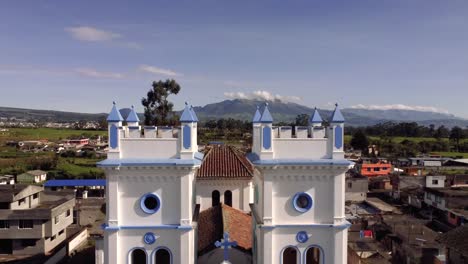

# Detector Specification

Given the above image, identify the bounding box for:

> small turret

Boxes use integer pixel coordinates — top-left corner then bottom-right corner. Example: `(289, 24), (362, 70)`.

(309, 107), (325, 138)
(179, 102), (198, 159)
(107, 101), (123, 159)
(126, 105), (141, 138)
(329, 103), (345, 159)
(258, 103), (274, 159)
(251, 106), (262, 154)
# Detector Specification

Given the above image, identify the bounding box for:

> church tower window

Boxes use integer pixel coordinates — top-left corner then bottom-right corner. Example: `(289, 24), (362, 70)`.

(212, 190), (220, 207)
(281, 246), (299, 264)
(140, 193), (161, 214)
(292, 192), (313, 213)
(130, 248), (147, 264)
(154, 247), (172, 264)
(305, 246), (321, 264)
(224, 190), (232, 206)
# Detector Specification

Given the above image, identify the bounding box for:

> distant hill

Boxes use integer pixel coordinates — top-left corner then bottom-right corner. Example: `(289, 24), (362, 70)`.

(1, 100), (467, 127)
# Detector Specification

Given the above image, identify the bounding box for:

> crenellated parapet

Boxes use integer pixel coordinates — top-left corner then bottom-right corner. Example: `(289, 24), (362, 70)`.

(102, 102), (201, 163)
(251, 103), (345, 161)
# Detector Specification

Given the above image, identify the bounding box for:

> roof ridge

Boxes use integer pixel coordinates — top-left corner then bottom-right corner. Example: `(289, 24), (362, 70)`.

(228, 146), (254, 176)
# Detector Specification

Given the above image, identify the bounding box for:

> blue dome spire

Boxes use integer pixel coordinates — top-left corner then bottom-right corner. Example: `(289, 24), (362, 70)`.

(126, 105), (140, 123)
(259, 102), (273, 123)
(190, 105), (199, 122)
(180, 102), (197, 122)
(309, 107), (323, 124)
(252, 106), (261, 123)
(331, 103), (345, 123)
(107, 101), (124, 122)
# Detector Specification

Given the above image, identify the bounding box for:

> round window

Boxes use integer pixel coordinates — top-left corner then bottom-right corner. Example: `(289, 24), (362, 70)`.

(292, 192), (313, 213)
(140, 193), (161, 214)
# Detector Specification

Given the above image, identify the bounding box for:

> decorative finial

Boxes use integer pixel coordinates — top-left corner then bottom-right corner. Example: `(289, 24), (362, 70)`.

(265, 102), (269, 106)
(113, 101), (116, 105)
(314, 107), (317, 110)
(131, 105), (134, 109)
(185, 101), (188, 106)
(335, 103), (338, 107)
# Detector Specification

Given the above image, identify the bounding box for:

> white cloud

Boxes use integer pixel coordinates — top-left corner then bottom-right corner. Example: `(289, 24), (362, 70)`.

(65, 26), (121, 42)
(224, 90), (301, 103)
(75, 68), (124, 79)
(350, 104), (449, 113)
(138, 65), (180, 76)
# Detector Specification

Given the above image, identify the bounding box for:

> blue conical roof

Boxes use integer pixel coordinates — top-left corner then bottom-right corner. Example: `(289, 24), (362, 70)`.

(309, 107), (323, 124)
(126, 105), (140, 122)
(107, 101), (123, 122)
(331, 103), (345, 123)
(190, 105), (199, 122)
(260, 103), (273, 123)
(180, 102), (196, 122)
(252, 106), (261, 123)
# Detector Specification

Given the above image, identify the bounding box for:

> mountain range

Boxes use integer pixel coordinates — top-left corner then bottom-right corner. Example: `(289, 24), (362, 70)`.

(1, 99), (467, 128)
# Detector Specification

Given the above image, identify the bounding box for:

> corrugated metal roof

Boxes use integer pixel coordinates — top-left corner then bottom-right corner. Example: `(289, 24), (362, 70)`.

(44, 179), (106, 187)
(196, 145), (254, 179)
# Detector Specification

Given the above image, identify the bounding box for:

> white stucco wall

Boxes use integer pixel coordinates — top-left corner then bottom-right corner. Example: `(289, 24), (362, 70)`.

(196, 179), (252, 211)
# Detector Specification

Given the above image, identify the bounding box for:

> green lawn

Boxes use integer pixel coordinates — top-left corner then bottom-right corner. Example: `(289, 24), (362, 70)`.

(56, 157), (104, 178)
(0, 128), (106, 142)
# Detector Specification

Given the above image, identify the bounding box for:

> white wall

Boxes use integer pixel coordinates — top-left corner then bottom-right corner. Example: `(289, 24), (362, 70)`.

(272, 139), (329, 159)
(426, 176), (446, 188)
(196, 179), (252, 211)
(120, 139), (178, 159)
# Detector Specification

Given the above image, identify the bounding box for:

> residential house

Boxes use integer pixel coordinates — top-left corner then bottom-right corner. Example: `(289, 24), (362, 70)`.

(345, 174), (368, 202)
(436, 225), (468, 264)
(17, 170), (47, 184)
(0, 175), (15, 185)
(0, 185), (75, 255)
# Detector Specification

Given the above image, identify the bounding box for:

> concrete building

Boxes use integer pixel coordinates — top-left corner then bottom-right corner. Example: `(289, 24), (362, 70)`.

(345, 175), (368, 202)
(0, 185), (75, 255)
(0, 175), (15, 185)
(17, 170), (47, 184)
(97, 102), (352, 264)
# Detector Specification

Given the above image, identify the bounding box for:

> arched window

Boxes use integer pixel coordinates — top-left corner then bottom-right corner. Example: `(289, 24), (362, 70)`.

(212, 190), (220, 207)
(130, 248), (146, 264)
(305, 246), (321, 264)
(281, 246), (298, 264)
(224, 190), (232, 207)
(154, 247), (172, 264)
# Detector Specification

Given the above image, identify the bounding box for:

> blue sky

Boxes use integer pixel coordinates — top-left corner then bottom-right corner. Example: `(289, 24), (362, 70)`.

(1, 0), (468, 117)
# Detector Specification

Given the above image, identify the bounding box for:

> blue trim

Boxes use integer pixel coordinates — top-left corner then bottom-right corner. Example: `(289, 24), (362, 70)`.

(246, 156), (352, 166)
(292, 192), (313, 213)
(144, 126), (156, 129)
(97, 158), (202, 167)
(44, 179), (106, 187)
(334, 126), (343, 149)
(303, 245), (325, 264)
(110, 124), (118, 149)
(260, 104), (273, 123)
(258, 221), (352, 230)
(126, 106), (140, 122)
(309, 108), (323, 124)
(152, 246), (173, 264)
(140, 193), (161, 214)
(102, 224), (193, 231)
(128, 126), (140, 129)
(280, 245), (300, 264)
(180, 103), (197, 122)
(107, 102), (124, 122)
(262, 126), (272, 150)
(183, 125), (191, 149)
(280, 127), (292, 130)
(296, 231), (308, 243)
(143, 232), (157, 245)
(127, 247), (147, 264)
(252, 106), (261, 123)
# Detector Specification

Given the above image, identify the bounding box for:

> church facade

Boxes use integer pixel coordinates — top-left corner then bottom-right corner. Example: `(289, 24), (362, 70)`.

(97, 102), (351, 264)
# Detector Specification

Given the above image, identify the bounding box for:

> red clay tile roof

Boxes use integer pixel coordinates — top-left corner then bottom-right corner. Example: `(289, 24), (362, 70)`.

(197, 145), (254, 179)
(197, 204), (252, 253)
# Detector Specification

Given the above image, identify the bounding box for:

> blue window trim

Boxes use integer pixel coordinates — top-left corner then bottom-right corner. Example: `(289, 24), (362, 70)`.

(128, 247), (147, 264)
(292, 192), (313, 213)
(280, 245), (300, 264)
(303, 245), (325, 264)
(140, 193), (161, 214)
(151, 246), (173, 264)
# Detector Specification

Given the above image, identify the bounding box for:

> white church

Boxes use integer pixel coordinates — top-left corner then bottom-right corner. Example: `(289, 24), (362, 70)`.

(95, 101), (352, 264)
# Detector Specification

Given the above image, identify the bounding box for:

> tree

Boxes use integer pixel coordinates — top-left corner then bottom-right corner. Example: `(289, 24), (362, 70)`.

(141, 79), (181, 126)
(350, 129), (369, 153)
(434, 125), (450, 139)
(295, 114), (309, 126)
(450, 126), (465, 152)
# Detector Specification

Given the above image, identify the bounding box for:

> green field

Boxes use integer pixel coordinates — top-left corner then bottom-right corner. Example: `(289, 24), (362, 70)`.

(0, 128), (106, 142)
(55, 157), (104, 178)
